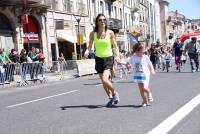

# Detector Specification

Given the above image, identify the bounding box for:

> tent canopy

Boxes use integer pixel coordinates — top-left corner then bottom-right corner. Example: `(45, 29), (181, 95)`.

(179, 32), (200, 42)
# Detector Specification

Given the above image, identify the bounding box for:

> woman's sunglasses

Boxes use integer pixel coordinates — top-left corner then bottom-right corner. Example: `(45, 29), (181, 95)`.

(98, 19), (106, 22)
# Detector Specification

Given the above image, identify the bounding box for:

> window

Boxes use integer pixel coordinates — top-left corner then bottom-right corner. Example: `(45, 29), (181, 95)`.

(119, 8), (122, 20)
(76, 2), (86, 15)
(56, 20), (64, 29)
(63, 0), (74, 13)
(114, 6), (117, 18)
(92, 0), (96, 17)
(125, 13), (128, 26)
(52, 0), (58, 11)
(100, 1), (104, 14)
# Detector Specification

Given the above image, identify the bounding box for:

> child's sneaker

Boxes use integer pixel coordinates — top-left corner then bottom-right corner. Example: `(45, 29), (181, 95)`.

(141, 96), (150, 107)
(141, 102), (147, 107)
(148, 93), (154, 103)
(113, 92), (120, 104)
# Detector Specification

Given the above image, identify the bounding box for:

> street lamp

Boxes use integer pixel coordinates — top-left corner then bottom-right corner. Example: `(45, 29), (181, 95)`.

(74, 15), (82, 60)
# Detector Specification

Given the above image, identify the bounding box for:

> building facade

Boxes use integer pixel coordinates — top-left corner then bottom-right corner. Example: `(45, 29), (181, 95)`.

(148, 0), (156, 44)
(159, 0), (169, 45)
(45, 0), (90, 61)
(0, 0), (48, 58)
(0, 0), (171, 61)
(167, 10), (186, 46)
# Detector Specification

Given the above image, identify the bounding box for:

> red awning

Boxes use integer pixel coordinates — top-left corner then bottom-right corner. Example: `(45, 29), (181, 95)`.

(179, 32), (200, 42)
(23, 16), (39, 34)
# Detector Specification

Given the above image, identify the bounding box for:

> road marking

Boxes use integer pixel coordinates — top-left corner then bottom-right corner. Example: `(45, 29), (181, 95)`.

(6, 90), (78, 108)
(95, 78), (125, 86)
(148, 94), (200, 134)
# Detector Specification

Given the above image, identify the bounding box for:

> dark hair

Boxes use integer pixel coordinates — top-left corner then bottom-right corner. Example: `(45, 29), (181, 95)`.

(20, 49), (26, 55)
(132, 42), (144, 53)
(191, 37), (197, 41)
(94, 14), (107, 32)
(11, 49), (15, 53)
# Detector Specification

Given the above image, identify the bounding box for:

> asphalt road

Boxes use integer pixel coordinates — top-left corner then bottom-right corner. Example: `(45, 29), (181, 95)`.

(0, 62), (199, 134)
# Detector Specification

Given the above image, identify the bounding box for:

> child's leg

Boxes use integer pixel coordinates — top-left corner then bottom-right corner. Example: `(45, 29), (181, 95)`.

(138, 83), (149, 106)
(138, 83), (145, 98)
(143, 86), (153, 102)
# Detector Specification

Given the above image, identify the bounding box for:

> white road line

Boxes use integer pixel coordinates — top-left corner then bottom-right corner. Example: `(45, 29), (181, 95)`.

(6, 90), (78, 108)
(148, 94), (200, 134)
(95, 78), (125, 86)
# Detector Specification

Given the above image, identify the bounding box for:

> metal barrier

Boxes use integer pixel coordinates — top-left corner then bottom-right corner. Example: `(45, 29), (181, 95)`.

(0, 60), (130, 88)
(0, 60), (78, 88)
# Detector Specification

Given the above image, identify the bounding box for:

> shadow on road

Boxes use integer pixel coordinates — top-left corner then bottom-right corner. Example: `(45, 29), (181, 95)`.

(158, 71), (193, 74)
(108, 105), (142, 108)
(60, 104), (142, 110)
(60, 105), (104, 110)
(115, 81), (134, 83)
(84, 83), (102, 85)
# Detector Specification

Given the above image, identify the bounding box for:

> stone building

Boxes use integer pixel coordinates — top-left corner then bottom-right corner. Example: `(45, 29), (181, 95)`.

(167, 10), (186, 46)
(45, 0), (90, 61)
(0, 0), (48, 58)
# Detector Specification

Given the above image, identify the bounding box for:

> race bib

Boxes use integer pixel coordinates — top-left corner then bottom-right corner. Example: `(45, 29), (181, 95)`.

(133, 72), (146, 82)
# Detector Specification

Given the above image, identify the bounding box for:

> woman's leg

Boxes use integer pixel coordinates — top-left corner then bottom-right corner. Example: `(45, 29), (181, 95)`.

(101, 69), (116, 96)
(100, 69), (119, 106)
(99, 73), (111, 98)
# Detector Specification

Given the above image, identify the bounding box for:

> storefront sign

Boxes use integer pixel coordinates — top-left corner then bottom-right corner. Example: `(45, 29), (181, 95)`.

(24, 32), (38, 38)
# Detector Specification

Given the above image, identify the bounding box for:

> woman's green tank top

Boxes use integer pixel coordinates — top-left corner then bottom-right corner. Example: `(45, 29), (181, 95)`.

(94, 31), (113, 58)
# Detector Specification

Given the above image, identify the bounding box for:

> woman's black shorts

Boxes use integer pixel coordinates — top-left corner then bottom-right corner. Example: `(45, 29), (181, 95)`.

(95, 56), (114, 73)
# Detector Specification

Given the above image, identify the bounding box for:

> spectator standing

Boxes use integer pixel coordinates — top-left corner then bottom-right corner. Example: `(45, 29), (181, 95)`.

(173, 38), (183, 71)
(8, 49), (19, 81)
(28, 47), (37, 79)
(58, 53), (66, 72)
(19, 49), (28, 81)
(149, 43), (159, 71)
(184, 37), (200, 72)
(0, 48), (11, 82)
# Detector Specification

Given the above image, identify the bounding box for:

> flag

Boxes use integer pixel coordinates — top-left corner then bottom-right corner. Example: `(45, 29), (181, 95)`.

(128, 33), (138, 43)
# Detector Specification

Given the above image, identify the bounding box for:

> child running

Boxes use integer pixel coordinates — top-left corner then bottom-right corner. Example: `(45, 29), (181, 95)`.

(128, 43), (155, 107)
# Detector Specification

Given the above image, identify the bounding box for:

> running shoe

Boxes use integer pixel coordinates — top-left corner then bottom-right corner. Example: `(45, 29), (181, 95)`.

(113, 92), (120, 104)
(106, 98), (114, 107)
(141, 102), (147, 107)
(141, 96), (150, 107)
(148, 93), (154, 103)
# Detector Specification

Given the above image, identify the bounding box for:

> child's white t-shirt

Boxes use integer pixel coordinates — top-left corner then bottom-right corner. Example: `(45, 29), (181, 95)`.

(129, 54), (153, 85)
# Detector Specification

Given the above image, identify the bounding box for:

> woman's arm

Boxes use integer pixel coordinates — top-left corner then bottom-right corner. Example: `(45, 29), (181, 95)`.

(109, 30), (120, 61)
(84, 32), (94, 58)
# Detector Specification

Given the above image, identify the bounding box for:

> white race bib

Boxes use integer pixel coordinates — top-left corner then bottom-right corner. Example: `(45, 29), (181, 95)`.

(133, 72), (146, 82)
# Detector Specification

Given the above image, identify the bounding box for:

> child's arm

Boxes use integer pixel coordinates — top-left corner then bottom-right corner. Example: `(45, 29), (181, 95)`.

(147, 56), (155, 74)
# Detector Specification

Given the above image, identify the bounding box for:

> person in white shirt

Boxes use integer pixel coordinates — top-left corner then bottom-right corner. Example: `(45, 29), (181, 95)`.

(128, 43), (155, 107)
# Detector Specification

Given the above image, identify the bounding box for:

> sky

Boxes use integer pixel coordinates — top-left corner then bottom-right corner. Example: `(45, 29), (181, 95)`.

(168, 0), (200, 19)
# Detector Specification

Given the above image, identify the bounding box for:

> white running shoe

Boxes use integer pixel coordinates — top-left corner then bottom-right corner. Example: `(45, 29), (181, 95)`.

(141, 96), (150, 107)
(148, 93), (154, 103)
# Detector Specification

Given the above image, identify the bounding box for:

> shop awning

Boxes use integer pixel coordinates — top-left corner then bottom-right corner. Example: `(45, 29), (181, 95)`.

(56, 30), (88, 44)
(57, 31), (77, 43)
(179, 32), (200, 42)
